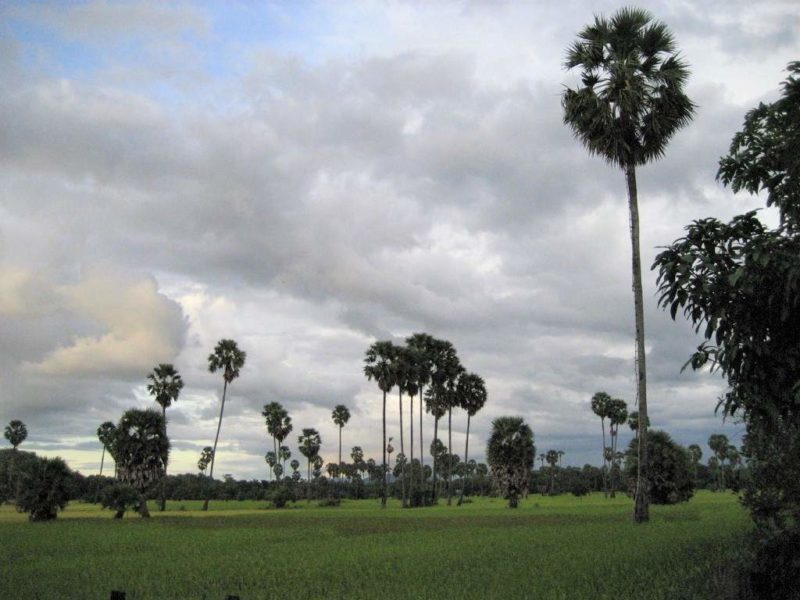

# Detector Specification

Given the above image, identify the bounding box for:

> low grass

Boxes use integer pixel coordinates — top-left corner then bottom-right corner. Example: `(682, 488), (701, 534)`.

(0, 491), (750, 600)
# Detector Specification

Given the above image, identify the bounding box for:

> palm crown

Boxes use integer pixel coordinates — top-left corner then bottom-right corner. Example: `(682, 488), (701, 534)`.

(208, 339), (246, 383)
(562, 7), (695, 168)
(332, 405), (351, 428)
(147, 363), (184, 413)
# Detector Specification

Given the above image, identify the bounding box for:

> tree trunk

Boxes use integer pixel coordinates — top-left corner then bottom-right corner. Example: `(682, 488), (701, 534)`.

(447, 407), (453, 506)
(160, 405), (168, 512)
(139, 494), (151, 518)
(399, 388), (407, 508)
(509, 493), (518, 509)
(419, 383), (425, 500)
(94, 447), (106, 504)
(307, 459), (311, 502)
(203, 378), (228, 511)
(458, 414), (471, 506)
(409, 392), (415, 507)
(432, 416), (439, 503)
(627, 163), (650, 524)
(338, 426), (342, 483)
(381, 388), (387, 508)
(601, 417), (608, 498)
(610, 427), (617, 498)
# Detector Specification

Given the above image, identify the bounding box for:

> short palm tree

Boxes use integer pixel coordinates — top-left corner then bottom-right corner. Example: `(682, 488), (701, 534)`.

(94, 421), (116, 503)
(487, 416), (535, 508)
(607, 398), (628, 497)
(456, 372), (487, 505)
(204, 338), (246, 511)
(331, 404), (351, 480)
(364, 340), (397, 508)
(563, 7), (695, 523)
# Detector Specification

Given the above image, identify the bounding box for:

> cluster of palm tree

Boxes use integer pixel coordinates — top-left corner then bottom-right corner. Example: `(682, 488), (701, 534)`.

(590, 392), (629, 498)
(364, 333), (487, 508)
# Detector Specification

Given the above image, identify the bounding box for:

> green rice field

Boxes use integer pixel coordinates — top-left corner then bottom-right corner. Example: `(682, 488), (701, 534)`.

(0, 491), (750, 600)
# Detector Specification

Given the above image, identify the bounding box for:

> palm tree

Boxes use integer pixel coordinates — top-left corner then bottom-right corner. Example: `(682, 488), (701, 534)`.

(204, 338), (246, 511)
(278, 445), (291, 474)
(563, 7), (695, 523)
(262, 402), (288, 480)
(112, 408), (170, 518)
(424, 385), (448, 503)
(392, 349), (411, 508)
(607, 398), (628, 498)
(590, 391), (612, 497)
(456, 373), (487, 505)
(406, 333), (435, 491)
(688, 444), (702, 484)
(94, 421), (116, 503)
(331, 404), (351, 480)
(198, 446), (213, 475)
(487, 416), (535, 508)
(146, 363), (183, 511)
(399, 345), (421, 506)
(4, 420), (27, 450)
(298, 428), (321, 501)
(426, 338), (460, 504)
(545, 450), (559, 494)
(264, 451), (277, 480)
(364, 340), (397, 508)
(708, 434), (730, 490)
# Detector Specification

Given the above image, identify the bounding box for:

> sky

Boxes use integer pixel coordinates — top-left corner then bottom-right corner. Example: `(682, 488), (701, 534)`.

(1, 0), (798, 480)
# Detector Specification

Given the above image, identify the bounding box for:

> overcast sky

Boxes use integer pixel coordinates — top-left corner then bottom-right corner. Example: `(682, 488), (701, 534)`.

(1, 1), (798, 480)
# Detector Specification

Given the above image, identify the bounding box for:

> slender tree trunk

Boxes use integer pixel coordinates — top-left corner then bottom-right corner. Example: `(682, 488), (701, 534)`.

(432, 416), (439, 503)
(419, 383), (425, 499)
(447, 407), (453, 506)
(382, 388), (387, 508)
(203, 379), (228, 511)
(458, 414), (471, 506)
(273, 435), (277, 482)
(307, 459), (311, 502)
(409, 392), (415, 507)
(160, 405), (168, 512)
(139, 493), (151, 518)
(601, 417), (608, 498)
(93, 447), (106, 504)
(399, 389), (407, 508)
(627, 163), (650, 524)
(338, 426), (342, 483)
(610, 427), (618, 498)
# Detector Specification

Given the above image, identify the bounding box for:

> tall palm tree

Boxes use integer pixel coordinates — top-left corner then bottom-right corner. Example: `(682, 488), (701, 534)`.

(298, 428), (321, 501)
(456, 373), (487, 505)
(392, 350), (411, 508)
(406, 333), (435, 491)
(93, 421), (116, 503)
(424, 384), (448, 503)
(262, 402), (287, 480)
(563, 7), (695, 523)
(591, 391), (612, 497)
(364, 340), (397, 508)
(442, 349), (464, 506)
(331, 404), (351, 480)
(607, 398), (628, 497)
(398, 345), (421, 506)
(204, 338), (246, 511)
(278, 444), (291, 474)
(146, 363), (183, 511)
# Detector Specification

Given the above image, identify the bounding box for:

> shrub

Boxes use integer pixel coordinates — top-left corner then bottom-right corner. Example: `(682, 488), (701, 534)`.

(624, 430), (694, 505)
(100, 483), (142, 519)
(270, 485), (296, 509)
(16, 457), (72, 521)
(318, 497), (341, 507)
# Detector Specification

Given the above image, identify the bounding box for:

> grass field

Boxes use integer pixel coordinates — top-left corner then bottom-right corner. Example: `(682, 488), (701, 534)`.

(0, 491), (750, 600)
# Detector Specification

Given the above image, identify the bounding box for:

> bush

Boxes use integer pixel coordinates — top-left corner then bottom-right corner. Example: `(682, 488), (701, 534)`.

(571, 481), (590, 498)
(318, 497), (341, 507)
(270, 485), (296, 509)
(745, 527), (800, 600)
(624, 430), (694, 505)
(100, 483), (142, 519)
(15, 457), (72, 521)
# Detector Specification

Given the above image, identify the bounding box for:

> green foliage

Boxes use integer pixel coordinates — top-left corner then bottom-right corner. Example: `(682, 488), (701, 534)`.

(112, 409), (170, 494)
(625, 430), (694, 505)
(270, 485), (296, 509)
(146, 363), (183, 413)
(486, 416), (535, 508)
(15, 456), (72, 521)
(4, 420), (27, 450)
(207, 338), (246, 383)
(100, 483), (142, 519)
(562, 7), (695, 169)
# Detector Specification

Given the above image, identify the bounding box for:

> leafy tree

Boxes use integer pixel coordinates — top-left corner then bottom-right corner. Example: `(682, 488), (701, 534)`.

(456, 372), (487, 505)
(290, 459), (300, 474)
(563, 7), (695, 523)
(112, 408), (170, 518)
(4, 420), (27, 450)
(298, 428), (321, 500)
(205, 339), (246, 511)
(688, 444), (703, 485)
(146, 363), (183, 511)
(364, 340), (397, 508)
(198, 446), (213, 475)
(627, 411), (649, 433)
(487, 416), (535, 508)
(100, 483), (141, 519)
(590, 392), (612, 497)
(331, 404), (351, 481)
(624, 430), (694, 505)
(16, 456), (72, 521)
(545, 449), (559, 495)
